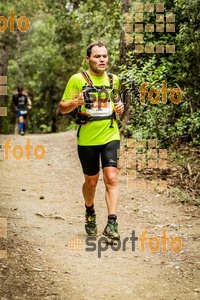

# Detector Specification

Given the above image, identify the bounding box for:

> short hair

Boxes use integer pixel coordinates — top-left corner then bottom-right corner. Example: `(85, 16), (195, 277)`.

(86, 41), (108, 57)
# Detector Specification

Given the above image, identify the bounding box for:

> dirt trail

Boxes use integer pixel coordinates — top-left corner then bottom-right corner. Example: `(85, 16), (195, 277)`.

(0, 132), (199, 300)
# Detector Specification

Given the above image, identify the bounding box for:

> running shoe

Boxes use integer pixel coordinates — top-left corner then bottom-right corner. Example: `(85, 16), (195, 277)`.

(102, 221), (120, 240)
(85, 213), (97, 236)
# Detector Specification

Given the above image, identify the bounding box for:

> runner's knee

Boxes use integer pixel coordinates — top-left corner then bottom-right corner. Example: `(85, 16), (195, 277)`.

(84, 176), (98, 189)
(104, 170), (117, 187)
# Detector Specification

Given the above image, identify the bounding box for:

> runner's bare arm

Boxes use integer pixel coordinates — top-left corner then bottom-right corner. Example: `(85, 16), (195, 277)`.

(59, 92), (85, 114)
(27, 97), (32, 110)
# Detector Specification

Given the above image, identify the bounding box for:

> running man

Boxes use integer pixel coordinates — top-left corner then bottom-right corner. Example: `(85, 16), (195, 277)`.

(60, 41), (124, 240)
(13, 86), (32, 135)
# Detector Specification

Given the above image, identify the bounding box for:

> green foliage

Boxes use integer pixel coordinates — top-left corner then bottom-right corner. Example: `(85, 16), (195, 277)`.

(0, 0), (199, 148)
(1, 0), (121, 134)
(71, 0), (121, 72)
(120, 0), (200, 147)
(6, 14), (67, 133)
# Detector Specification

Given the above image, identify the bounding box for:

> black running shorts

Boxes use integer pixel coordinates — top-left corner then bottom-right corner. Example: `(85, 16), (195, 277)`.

(78, 140), (120, 176)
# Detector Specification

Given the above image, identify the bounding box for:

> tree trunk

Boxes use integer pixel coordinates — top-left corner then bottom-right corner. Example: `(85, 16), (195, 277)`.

(0, 42), (9, 133)
(119, 0), (133, 137)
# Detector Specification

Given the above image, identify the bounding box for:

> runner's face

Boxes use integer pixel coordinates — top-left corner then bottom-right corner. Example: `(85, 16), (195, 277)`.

(86, 46), (108, 74)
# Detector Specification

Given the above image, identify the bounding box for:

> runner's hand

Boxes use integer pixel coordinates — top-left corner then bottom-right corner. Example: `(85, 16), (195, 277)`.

(74, 92), (85, 107)
(115, 101), (124, 114)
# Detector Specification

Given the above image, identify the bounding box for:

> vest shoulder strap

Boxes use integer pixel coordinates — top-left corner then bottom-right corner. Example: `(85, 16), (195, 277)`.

(107, 72), (113, 89)
(81, 71), (93, 85)
(80, 71), (114, 89)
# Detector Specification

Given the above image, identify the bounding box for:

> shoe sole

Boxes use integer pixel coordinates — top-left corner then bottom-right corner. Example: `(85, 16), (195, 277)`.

(86, 232), (97, 237)
(102, 232), (120, 243)
(85, 227), (97, 237)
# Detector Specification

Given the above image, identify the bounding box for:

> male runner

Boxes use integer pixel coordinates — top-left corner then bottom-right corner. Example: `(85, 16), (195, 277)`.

(60, 41), (124, 240)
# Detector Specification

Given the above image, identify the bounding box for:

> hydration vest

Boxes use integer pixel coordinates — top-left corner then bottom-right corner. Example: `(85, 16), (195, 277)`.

(76, 71), (116, 131)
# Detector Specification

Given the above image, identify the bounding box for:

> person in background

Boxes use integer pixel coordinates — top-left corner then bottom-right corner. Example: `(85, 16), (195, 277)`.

(13, 86), (32, 135)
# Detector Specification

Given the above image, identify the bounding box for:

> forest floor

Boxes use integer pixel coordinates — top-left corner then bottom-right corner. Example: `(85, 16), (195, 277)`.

(0, 131), (199, 300)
